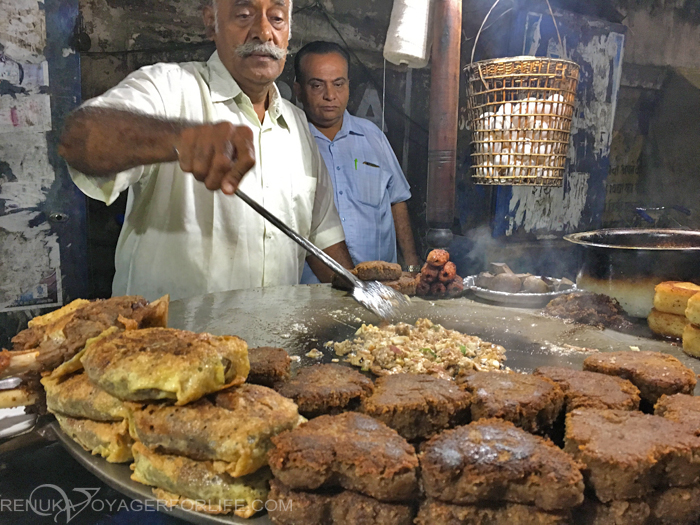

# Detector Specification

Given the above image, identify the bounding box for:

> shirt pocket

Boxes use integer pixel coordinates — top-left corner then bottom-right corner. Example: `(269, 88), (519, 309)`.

(354, 165), (388, 207)
(290, 174), (317, 237)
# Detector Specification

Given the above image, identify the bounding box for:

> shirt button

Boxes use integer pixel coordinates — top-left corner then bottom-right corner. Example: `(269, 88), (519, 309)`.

(339, 191), (343, 195)
(342, 218), (345, 222)
(336, 166), (340, 171)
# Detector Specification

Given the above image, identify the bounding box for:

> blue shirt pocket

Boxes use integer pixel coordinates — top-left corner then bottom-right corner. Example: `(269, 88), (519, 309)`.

(353, 165), (387, 207)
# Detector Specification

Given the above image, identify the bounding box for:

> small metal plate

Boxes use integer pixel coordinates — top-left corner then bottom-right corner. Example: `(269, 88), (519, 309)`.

(464, 275), (577, 307)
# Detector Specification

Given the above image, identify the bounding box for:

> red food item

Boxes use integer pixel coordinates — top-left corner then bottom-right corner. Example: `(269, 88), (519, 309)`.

(446, 277), (464, 295)
(427, 249), (450, 266)
(421, 264), (440, 284)
(416, 279), (431, 297)
(439, 262), (457, 284)
(430, 282), (447, 297)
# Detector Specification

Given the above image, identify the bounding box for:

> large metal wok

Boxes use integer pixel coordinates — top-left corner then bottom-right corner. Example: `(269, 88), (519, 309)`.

(565, 229), (700, 318)
(50, 284), (700, 525)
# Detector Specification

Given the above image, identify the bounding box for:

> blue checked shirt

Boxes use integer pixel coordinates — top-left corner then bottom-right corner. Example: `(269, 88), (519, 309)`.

(301, 111), (412, 284)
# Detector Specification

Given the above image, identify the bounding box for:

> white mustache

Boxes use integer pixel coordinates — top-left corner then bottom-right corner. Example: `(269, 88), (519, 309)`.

(235, 41), (287, 60)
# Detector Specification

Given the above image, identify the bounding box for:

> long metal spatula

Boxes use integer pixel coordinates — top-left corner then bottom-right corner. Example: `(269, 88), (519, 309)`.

(235, 189), (409, 319)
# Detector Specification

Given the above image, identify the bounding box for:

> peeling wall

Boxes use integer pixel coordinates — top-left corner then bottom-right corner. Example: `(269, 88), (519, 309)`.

(0, 0), (86, 346)
(0, 1), (63, 315)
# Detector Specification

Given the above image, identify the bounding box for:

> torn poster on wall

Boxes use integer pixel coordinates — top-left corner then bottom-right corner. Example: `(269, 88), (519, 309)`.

(0, 131), (62, 312)
(0, 0), (62, 313)
(0, 226), (62, 313)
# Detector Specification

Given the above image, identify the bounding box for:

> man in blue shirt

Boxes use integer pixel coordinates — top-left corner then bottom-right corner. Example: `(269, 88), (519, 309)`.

(294, 41), (421, 283)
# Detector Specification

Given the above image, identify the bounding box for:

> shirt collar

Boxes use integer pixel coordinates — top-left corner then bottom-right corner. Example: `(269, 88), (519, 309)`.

(207, 51), (289, 129)
(310, 110), (364, 142)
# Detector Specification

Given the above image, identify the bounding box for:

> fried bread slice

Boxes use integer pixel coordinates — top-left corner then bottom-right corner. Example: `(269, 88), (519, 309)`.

(82, 327), (249, 405)
(131, 442), (270, 518)
(648, 308), (688, 338)
(687, 293), (700, 325)
(683, 323), (700, 358)
(55, 414), (133, 463)
(42, 372), (127, 421)
(654, 282), (700, 316)
(129, 384), (302, 477)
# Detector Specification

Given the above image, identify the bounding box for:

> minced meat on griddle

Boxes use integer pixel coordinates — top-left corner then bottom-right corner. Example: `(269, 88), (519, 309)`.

(543, 292), (632, 330)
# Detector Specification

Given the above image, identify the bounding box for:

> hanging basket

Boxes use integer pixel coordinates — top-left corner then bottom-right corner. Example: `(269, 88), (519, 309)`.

(464, 57), (579, 186)
(464, 0), (579, 186)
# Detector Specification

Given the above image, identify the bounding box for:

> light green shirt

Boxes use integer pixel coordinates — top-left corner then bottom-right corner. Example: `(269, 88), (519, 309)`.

(69, 51), (344, 301)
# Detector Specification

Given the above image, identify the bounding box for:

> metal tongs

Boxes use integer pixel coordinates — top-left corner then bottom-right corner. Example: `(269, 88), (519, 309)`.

(235, 189), (409, 319)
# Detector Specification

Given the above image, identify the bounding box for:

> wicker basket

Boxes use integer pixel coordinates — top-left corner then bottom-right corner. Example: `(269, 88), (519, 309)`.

(465, 56), (579, 186)
(464, 56), (579, 187)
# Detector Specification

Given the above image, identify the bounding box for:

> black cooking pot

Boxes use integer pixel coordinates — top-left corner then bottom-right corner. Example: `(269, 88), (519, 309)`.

(563, 229), (700, 318)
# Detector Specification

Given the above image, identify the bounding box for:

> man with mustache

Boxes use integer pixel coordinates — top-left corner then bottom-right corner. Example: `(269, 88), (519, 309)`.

(59, 0), (353, 301)
(293, 41), (421, 284)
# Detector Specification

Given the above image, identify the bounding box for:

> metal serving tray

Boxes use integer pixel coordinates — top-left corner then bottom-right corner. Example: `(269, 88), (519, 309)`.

(52, 284), (700, 524)
(463, 275), (577, 307)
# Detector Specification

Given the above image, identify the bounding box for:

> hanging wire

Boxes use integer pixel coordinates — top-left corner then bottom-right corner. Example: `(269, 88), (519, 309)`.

(382, 57), (386, 133)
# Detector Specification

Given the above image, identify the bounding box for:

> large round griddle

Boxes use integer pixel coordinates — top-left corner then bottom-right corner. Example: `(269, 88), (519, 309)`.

(54, 284), (700, 525)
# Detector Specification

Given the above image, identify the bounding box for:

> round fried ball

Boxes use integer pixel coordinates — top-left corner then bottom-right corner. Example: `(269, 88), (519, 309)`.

(427, 249), (450, 266)
(420, 264), (439, 284)
(430, 282), (447, 297)
(439, 262), (457, 283)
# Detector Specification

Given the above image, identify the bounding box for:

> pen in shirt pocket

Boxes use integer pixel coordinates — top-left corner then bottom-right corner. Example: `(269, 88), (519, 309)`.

(363, 161), (380, 168)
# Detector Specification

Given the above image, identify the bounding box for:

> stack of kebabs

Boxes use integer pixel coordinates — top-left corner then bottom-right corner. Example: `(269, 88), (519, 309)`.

(0, 295), (169, 412)
(415, 249), (464, 298)
(39, 326), (304, 518)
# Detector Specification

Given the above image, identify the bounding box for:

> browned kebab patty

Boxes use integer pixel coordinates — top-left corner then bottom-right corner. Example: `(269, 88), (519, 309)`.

(574, 485), (700, 525)
(383, 273), (418, 296)
(582, 350), (697, 405)
(360, 374), (470, 441)
(268, 412), (419, 502)
(274, 364), (373, 418)
(456, 371), (564, 433)
(354, 261), (402, 281)
(419, 419), (584, 511)
(655, 393), (700, 434)
(415, 499), (572, 525)
(246, 347), (291, 387)
(564, 408), (700, 502)
(543, 292), (632, 330)
(533, 366), (641, 412)
(267, 479), (415, 525)
(574, 498), (651, 525)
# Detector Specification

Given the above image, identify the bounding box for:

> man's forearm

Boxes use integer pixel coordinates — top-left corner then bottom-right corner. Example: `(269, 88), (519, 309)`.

(59, 107), (182, 177)
(307, 241), (354, 283)
(392, 201), (420, 267)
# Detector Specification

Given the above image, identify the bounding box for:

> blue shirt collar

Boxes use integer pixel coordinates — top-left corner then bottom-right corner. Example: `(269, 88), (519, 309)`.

(309, 110), (364, 142)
